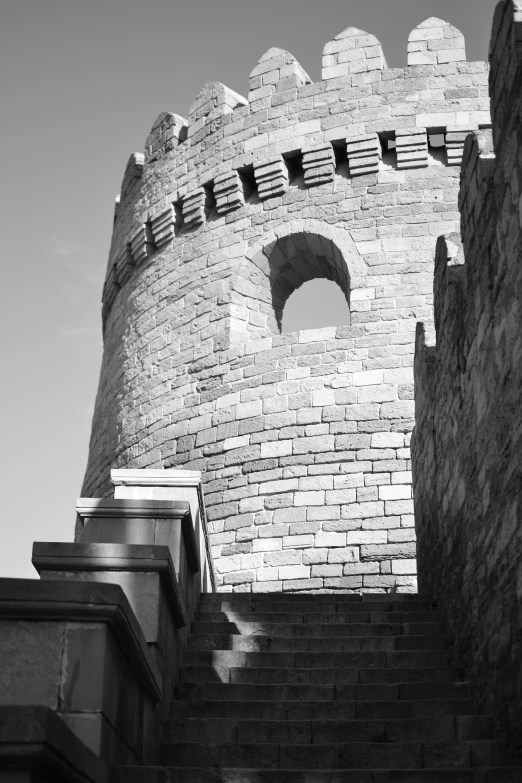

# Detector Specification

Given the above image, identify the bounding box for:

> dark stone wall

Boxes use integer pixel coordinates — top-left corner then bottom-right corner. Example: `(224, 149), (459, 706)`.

(412, 0), (522, 754)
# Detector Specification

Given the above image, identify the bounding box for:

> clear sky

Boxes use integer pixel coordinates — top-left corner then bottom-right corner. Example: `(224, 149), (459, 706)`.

(0, 0), (497, 578)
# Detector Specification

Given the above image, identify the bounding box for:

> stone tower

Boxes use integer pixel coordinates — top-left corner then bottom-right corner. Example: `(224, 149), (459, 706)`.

(81, 18), (490, 592)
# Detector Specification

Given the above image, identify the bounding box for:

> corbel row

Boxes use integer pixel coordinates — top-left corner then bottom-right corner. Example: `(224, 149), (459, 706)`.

(103, 125), (477, 316)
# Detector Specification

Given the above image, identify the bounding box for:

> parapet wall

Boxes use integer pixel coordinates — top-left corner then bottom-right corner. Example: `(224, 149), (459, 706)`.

(82, 17), (490, 592)
(412, 0), (522, 751)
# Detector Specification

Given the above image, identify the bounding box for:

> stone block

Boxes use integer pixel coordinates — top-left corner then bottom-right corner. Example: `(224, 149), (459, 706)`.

(283, 535), (314, 549)
(252, 538), (282, 552)
(0, 620), (64, 708)
(0, 706), (107, 783)
(278, 564), (310, 580)
(327, 546), (359, 564)
(294, 491), (325, 506)
(379, 484), (412, 500)
(260, 440), (293, 458)
(371, 432), (405, 448)
(315, 531), (346, 547)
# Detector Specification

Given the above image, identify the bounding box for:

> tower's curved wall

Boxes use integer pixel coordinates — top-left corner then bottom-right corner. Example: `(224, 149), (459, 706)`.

(82, 19), (490, 592)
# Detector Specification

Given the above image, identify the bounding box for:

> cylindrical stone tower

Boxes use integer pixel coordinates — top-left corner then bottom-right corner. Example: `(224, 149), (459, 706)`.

(82, 18), (490, 592)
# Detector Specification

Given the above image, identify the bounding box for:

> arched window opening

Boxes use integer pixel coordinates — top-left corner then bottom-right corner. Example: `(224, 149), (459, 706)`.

(282, 278), (350, 333)
(266, 231), (351, 332)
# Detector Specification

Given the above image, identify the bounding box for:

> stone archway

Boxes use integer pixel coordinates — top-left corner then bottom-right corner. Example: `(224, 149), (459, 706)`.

(241, 221), (366, 335)
(265, 232), (351, 331)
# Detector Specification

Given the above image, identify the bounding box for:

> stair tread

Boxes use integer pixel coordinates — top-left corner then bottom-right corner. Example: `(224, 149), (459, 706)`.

(186, 650), (454, 667)
(195, 612), (438, 623)
(114, 767), (522, 783)
(180, 665), (462, 684)
(169, 699), (480, 721)
(177, 681), (470, 702)
(191, 622), (441, 636)
(164, 715), (493, 743)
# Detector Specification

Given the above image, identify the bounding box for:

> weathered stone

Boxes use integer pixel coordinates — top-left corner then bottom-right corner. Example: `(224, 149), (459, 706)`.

(412, 1), (522, 755)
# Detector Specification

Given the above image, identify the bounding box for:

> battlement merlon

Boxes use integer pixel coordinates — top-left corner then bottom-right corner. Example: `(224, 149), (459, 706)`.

(458, 129), (495, 256)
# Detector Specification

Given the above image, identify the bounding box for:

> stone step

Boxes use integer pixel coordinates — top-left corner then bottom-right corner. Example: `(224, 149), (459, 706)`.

(164, 715), (493, 744)
(169, 699), (480, 721)
(190, 621), (441, 637)
(113, 767), (522, 783)
(180, 665), (461, 685)
(199, 593), (428, 604)
(187, 634), (447, 653)
(195, 611), (438, 624)
(160, 740), (506, 769)
(184, 649), (454, 669)
(176, 681), (470, 703)
(112, 767), (522, 783)
(198, 600), (434, 615)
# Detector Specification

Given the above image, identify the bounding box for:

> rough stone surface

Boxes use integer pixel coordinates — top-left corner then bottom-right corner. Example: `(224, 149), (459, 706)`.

(82, 20), (491, 592)
(412, 0), (522, 758)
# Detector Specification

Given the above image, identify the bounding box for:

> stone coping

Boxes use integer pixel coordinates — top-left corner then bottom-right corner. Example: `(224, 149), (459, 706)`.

(0, 578), (162, 703)
(111, 468), (202, 487)
(76, 498), (191, 519)
(75, 499), (200, 575)
(31, 543), (187, 628)
(0, 705), (108, 783)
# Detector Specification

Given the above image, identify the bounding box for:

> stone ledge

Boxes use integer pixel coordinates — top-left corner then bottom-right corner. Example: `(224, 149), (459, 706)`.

(31, 543), (186, 629)
(76, 498), (191, 518)
(0, 578), (162, 704)
(75, 499), (200, 576)
(0, 705), (108, 783)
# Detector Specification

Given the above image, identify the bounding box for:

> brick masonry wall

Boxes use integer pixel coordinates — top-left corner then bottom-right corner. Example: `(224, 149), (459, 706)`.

(82, 19), (490, 593)
(412, 0), (522, 752)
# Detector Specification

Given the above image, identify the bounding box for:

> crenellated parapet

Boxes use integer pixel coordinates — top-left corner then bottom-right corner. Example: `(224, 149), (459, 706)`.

(412, 0), (522, 754)
(104, 18), (490, 324)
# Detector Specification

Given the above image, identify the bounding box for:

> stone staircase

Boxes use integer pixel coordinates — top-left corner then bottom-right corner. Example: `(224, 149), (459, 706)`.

(115, 592), (521, 782)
